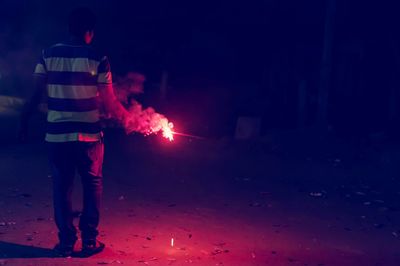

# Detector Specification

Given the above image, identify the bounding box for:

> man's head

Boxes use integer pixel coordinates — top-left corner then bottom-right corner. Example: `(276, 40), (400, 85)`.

(68, 7), (96, 44)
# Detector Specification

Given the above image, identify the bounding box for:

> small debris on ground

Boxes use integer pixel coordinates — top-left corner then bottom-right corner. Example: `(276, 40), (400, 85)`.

(200, 250), (209, 255)
(249, 202), (262, 207)
(211, 248), (223, 255)
(167, 258), (177, 265)
(0, 221), (16, 226)
(373, 223), (385, 229)
(310, 192), (323, 197)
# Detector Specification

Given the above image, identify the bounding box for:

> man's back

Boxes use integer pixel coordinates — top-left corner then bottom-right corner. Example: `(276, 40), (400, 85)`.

(34, 39), (112, 142)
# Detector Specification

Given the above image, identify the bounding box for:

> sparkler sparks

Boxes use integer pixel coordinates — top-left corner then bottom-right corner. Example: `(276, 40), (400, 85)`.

(123, 100), (174, 141)
(162, 122), (174, 141)
(170, 131), (205, 140)
(122, 100), (205, 142)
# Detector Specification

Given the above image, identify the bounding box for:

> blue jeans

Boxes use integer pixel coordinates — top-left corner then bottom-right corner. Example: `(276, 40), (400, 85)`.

(48, 140), (104, 246)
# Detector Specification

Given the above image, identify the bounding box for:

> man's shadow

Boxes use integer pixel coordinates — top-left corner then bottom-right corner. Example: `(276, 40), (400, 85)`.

(0, 241), (55, 258)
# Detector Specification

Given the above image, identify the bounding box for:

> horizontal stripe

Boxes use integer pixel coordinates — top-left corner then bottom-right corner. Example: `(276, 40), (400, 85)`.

(45, 132), (102, 142)
(47, 121), (101, 134)
(44, 45), (102, 61)
(47, 110), (99, 123)
(98, 72), (112, 84)
(47, 71), (97, 86)
(47, 84), (98, 99)
(44, 57), (100, 73)
(34, 63), (47, 75)
(48, 97), (98, 112)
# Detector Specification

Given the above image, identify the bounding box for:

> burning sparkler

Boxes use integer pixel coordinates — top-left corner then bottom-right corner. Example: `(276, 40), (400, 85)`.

(162, 122), (174, 141)
(124, 100), (173, 140)
(123, 100), (206, 141)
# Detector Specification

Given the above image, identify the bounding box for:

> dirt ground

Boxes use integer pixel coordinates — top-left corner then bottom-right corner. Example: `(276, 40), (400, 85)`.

(0, 114), (400, 265)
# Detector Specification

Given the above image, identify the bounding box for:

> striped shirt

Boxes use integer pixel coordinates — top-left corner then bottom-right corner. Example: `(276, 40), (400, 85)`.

(33, 39), (112, 142)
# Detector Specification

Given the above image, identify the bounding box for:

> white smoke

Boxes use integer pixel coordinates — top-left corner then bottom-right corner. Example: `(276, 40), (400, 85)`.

(124, 99), (172, 136)
(113, 72), (146, 104)
(101, 72), (173, 138)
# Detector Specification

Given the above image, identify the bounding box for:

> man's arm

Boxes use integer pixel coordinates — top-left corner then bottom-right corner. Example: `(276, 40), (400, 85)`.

(97, 56), (141, 133)
(98, 84), (130, 123)
(98, 85), (150, 134)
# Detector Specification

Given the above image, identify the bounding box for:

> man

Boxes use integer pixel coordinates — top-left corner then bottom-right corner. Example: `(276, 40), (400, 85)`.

(19, 7), (131, 257)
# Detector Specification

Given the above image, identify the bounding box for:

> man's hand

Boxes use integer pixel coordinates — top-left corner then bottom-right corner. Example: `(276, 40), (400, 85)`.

(98, 84), (130, 129)
(123, 116), (152, 135)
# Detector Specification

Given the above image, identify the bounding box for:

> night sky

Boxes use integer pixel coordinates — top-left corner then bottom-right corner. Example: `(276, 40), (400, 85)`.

(1, 0), (399, 135)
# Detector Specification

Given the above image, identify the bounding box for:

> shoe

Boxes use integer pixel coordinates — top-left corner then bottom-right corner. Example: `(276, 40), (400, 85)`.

(79, 240), (105, 257)
(54, 243), (74, 257)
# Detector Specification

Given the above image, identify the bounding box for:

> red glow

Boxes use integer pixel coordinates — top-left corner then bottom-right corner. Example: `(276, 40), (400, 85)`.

(162, 122), (174, 141)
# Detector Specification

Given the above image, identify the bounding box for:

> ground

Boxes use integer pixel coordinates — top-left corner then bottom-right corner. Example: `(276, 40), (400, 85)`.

(0, 113), (400, 265)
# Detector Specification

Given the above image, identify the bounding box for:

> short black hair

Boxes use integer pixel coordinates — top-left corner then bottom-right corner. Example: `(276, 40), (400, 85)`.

(68, 7), (96, 37)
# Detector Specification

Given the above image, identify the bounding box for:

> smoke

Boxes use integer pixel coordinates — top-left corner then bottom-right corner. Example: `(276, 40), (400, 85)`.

(101, 72), (173, 139)
(113, 72), (146, 104)
(123, 99), (173, 137)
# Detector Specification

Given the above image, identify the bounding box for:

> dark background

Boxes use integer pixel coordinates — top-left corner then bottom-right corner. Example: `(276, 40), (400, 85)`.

(1, 0), (399, 138)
